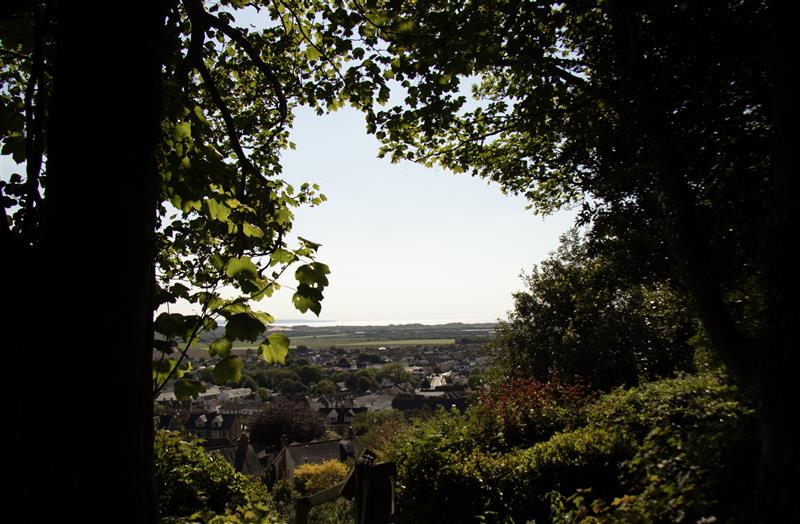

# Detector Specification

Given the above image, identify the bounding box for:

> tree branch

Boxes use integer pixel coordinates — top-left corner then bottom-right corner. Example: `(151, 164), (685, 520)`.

(202, 11), (288, 124)
(196, 60), (260, 192)
(153, 287), (217, 397)
(274, 0), (349, 90)
(181, 0), (283, 198)
(23, 4), (46, 242)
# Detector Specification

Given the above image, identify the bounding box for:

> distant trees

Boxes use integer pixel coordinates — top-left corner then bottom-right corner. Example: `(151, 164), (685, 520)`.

(314, 379), (337, 396)
(296, 364), (325, 385)
(375, 362), (411, 384)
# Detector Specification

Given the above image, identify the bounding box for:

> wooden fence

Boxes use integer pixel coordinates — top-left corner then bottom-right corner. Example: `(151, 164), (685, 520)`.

(294, 449), (396, 524)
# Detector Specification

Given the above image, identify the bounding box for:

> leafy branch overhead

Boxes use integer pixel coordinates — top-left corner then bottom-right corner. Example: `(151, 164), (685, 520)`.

(146, 0), (393, 399)
(144, 0), (413, 399)
(0, 1), (383, 401)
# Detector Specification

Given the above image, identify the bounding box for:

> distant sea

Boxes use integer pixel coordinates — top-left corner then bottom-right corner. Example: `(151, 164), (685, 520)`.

(272, 318), (497, 328)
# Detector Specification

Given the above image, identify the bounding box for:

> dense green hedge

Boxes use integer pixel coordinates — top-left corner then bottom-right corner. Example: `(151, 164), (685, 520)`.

(385, 372), (757, 523)
(389, 419), (629, 523)
(567, 372), (758, 523)
(154, 431), (281, 523)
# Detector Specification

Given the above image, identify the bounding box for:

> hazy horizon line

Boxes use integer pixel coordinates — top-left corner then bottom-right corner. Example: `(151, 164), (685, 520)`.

(271, 317), (499, 327)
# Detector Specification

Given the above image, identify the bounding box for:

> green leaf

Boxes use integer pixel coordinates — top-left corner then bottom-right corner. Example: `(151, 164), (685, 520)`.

(178, 315), (202, 344)
(154, 313), (187, 338)
(250, 283), (275, 301)
(202, 316), (218, 332)
(251, 310), (275, 326)
(292, 284), (324, 316)
(241, 276), (267, 295)
(209, 254), (225, 271)
(174, 378), (206, 400)
(213, 356), (243, 384)
(297, 236), (322, 251)
(295, 262), (330, 287)
(153, 339), (177, 354)
(275, 208), (293, 225)
(305, 46), (321, 61)
(225, 312), (267, 341)
(173, 121), (192, 141)
(260, 333), (290, 364)
(192, 105), (208, 124)
(292, 293), (318, 315)
(209, 337), (232, 358)
(169, 283), (191, 299)
(225, 256), (259, 280)
(207, 198), (231, 222)
(221, 302), (249, 316)
(1, 135), (26, 163)
(242, 222), (264, 238)
(153, 359), (178, 383)
(270, 248), (295, 265)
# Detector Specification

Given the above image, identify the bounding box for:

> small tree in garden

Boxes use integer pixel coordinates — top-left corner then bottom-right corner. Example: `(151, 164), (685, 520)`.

(249, 399), (326, 450)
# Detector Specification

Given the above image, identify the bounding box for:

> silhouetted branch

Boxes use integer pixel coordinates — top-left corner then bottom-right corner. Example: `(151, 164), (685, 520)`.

(23, 4), (47, 243)
(202, 12), (288, 123)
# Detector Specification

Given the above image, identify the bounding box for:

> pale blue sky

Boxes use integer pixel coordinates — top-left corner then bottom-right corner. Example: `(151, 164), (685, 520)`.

(265, 106), (576, 323)
(1, 6), (579, 325)
(0, 106), (577, 324)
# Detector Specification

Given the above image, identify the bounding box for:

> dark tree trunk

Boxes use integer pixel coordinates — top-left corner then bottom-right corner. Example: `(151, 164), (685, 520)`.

(758, 0), (800, 519)
(605, 1), (798, 520)
(8, 2), (165, 521)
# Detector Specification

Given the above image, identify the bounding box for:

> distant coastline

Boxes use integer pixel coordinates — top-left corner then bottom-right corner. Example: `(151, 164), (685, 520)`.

(272, 318), (498, 328)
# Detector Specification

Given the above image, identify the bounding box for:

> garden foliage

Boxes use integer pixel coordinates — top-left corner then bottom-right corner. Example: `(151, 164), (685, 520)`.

(154, 431), (281, 523)
(249, 399), (326, 450)
(383, 372), (756, 523)
(293, 460), (350, 495)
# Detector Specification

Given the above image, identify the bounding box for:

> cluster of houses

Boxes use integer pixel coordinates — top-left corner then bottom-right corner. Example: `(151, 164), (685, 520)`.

(154, 337), (490, 483)
(155, 376), (469, 483)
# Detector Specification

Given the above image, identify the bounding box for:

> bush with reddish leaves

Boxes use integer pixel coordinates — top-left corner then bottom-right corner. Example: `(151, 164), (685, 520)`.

(469, 377), (592, 450)
(249, 399), (326, 451)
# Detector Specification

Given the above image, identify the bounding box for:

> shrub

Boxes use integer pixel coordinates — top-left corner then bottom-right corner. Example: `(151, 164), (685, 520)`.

(389, 422), (629, 523)
(572, 372), (758, 523)
(154, 431), (279, 522)
(386, 372), (757, 523)
(308, 498), (355, 524)
(293, 460), (350, 495)
(352, 409), (407, 456)
(250, 399), (326, 450)
(468, 377), (591, 450)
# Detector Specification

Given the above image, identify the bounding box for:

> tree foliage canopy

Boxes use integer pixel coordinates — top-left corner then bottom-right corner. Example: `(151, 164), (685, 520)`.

(1, 0), (391, 400)
(491, 229), (695, 390)
(249, 399), (326, 450)
(2, 0), (795, 518)
(154, 430), (279, 521)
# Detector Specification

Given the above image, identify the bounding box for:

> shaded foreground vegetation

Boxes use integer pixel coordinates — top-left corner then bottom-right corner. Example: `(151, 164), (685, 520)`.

(3, 0), (793, 521)
(376, 371), (756, 523)
(153, 369), (756, 523)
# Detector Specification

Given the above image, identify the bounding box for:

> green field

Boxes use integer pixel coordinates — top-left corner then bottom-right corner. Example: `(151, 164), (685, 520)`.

(188, 335), (455, 356)
(289, 336), (455, 349)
